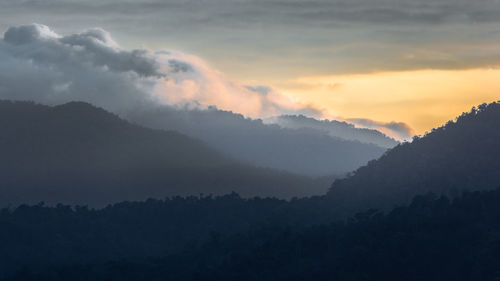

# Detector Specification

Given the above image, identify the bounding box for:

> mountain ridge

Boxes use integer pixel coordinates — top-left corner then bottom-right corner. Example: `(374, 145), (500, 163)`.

(0, 100), (331, 206)
(128, 106), (388, 177)
(267, 114), (400, 148)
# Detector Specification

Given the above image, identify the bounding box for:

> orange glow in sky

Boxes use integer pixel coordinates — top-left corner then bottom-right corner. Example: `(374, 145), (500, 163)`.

(276, 68), (500, 135)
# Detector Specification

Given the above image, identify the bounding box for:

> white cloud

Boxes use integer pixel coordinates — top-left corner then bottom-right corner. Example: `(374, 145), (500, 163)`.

(0, 24), (157, 113)
(0, 23), (318, 118)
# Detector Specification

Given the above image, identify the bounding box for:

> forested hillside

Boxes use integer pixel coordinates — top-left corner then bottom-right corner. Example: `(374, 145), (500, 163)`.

(327, 102), (500, 215)
(4, 188), (500, 281)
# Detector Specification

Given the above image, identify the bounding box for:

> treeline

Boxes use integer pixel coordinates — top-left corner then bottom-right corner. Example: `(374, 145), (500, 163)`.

(0, 193), (335, 277)
(4, 187), (500, 281)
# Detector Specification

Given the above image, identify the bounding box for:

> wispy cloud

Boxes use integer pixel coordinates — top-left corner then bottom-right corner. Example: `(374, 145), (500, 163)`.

(347, 118), (414, 141)
(3, 0), (500, 25)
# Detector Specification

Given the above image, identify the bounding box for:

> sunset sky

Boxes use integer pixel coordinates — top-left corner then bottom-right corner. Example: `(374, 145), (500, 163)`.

(1, 0), (499, 135)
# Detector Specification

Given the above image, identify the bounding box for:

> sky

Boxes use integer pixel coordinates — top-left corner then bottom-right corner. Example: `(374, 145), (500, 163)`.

(0, 0), (499, 135)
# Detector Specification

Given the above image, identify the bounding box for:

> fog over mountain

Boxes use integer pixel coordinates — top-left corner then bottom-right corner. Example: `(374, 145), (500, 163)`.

(0, 23), (323, 123)
(129, 107), (388, 177)
(267, 115), (400, 148)
(0, 100), (333, 206)
(0, 23), (400, 176)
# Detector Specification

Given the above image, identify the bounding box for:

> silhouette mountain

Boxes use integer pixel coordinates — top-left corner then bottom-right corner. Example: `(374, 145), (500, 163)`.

(327, 102), (500, 214)
(0, 100), (330, 206)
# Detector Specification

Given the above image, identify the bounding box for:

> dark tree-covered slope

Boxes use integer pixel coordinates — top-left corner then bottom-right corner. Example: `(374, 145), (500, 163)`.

(0, 100), (329, 206)
(327, 102), (500, 214)
(0, 194), (330, 277)
(5, 188), (500, 281)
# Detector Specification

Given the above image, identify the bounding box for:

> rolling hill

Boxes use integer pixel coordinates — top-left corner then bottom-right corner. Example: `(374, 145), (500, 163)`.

(0, 100), (330, 206)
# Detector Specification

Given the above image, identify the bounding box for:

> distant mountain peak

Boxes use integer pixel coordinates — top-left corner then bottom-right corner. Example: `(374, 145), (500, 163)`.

(53, 101), (118, 118)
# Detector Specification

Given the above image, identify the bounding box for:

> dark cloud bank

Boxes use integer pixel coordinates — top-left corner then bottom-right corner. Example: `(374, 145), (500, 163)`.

(1, 0), (499, 78)
(3, 0), (500, 25)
